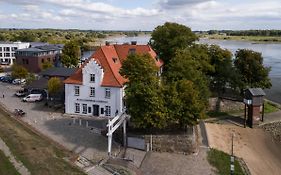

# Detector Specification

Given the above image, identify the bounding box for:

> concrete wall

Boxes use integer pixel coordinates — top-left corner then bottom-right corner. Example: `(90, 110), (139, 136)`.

(65, 59), (124, 117)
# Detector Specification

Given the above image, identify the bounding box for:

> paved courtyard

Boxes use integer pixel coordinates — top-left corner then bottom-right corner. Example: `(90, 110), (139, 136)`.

(0, 82), (119, 163)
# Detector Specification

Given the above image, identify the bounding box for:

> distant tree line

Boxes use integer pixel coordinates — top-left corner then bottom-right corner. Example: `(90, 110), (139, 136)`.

(206, 30), (281, 36)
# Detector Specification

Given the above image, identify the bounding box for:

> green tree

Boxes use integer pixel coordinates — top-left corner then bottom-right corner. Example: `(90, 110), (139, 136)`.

(207, 45), (236, 95)
(42, 61), (53, 70)
(48, 77), (62, 95)
(164, 80), (206, 128)
(11, 64), (28, 79)
(234, 49), (271, 89)
(61, 40), (81, 68)
(120, 54), (167, 129)
(25, 73), (36, 85)
(150, 22), (198, 66)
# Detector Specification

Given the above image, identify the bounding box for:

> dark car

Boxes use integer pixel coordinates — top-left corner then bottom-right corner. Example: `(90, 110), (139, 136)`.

(2, 76), (14, 83)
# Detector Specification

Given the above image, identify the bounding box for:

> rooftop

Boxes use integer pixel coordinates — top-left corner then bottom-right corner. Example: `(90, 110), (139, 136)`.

(40, 67), (77, 77)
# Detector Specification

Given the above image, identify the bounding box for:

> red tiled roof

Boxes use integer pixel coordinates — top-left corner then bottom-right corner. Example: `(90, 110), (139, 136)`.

(64, 44), (163, 87)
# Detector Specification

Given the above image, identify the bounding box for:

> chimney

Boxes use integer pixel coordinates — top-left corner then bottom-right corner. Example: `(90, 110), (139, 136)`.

(105, 41), (110, 46)
(131, 41), (137, 45)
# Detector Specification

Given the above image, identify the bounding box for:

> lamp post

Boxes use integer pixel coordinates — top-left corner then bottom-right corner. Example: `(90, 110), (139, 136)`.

(230, 133), (235, 175)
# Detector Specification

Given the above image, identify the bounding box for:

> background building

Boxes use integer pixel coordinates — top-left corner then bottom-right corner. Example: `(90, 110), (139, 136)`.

(0, 41), (30, 65)
(15, 44), (63, 73)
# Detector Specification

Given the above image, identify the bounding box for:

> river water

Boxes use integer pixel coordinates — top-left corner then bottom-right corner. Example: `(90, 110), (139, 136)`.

(103, 35), (281, 103)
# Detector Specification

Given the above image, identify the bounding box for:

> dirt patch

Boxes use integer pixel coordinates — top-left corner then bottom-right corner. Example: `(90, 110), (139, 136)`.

(205, 123), (281, 175)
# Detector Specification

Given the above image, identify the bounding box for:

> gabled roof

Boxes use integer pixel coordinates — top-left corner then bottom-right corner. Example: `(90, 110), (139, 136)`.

(247, 88), (266, 96)
(64, 44), (163, 87)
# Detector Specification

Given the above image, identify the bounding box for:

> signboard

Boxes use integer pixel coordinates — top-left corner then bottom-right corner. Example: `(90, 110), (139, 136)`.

(77, 98), (108, 103)
(243, 99), (252, 105)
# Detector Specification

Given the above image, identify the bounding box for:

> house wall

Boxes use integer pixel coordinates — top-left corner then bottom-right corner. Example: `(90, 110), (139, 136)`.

(65, 59), (124, 117)
(0, 42), (30, 65)
(16, 54), (57, 73)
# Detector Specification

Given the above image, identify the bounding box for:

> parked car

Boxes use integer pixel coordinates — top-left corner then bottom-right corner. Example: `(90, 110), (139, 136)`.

(2, 76), (14, 83)
(22, 94), (43, 102)
(12, 79), (26, 85)
(15, 89), (29, 97)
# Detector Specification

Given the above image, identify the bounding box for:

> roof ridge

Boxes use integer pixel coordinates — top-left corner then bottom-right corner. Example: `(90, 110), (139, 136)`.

(101, 46), (123, 87)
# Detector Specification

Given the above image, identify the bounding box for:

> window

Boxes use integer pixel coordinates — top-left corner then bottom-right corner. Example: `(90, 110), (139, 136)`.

(90, 87), (95, 97)
(4, 53), (10, 57)
(75, 103), (80, 113)
(0, 53), (2, 57)
(101, 108), (104, 114)
(105, 88), (110, 98)
(4, 47), (10, 52)
(105, 106), (111, 116)
(128, 48), (136, 55)
(0, 47), (2, 51)
(88, 107), (91, 113)
(90, 74), (95, 83)
(112, 57), (118, 63)
(11, 53), (15, 57)
(12, 47), (17, 51)
(74, 86), (80, 96)
(41, 59), (45, 63)
(82, 104), (87, 114)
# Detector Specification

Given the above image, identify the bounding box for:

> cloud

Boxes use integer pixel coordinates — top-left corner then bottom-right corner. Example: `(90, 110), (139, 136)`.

(159, 0), (212, 9)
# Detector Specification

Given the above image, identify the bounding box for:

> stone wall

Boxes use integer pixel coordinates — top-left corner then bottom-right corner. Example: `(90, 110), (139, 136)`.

(209, 97), (244, 112)
(141, 126), (198, 154)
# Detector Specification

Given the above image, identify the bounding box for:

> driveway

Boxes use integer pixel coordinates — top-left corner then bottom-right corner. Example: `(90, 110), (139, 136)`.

(205, 123), (281, 175)
(0, 82), (118, 163)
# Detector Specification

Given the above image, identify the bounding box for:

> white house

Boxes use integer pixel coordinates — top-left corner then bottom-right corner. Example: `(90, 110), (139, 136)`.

(64, 43), (163, 118)
(0, 42), (30, 65)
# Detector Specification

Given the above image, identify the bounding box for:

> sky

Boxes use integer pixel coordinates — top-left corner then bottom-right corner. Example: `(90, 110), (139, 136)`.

(0, 0), (281, 30)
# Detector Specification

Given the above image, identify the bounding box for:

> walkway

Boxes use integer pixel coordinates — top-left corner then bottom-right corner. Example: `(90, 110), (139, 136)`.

(0, 138), (30, 175)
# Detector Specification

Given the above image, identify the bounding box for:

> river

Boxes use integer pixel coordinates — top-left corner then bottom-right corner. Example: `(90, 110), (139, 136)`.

(102, 35), (281, 104)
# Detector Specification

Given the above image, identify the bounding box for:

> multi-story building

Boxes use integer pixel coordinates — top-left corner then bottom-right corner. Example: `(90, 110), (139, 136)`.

(15, 44), (63, 73)
(0, 42), (30, 65)
(64, 43), (163, 118)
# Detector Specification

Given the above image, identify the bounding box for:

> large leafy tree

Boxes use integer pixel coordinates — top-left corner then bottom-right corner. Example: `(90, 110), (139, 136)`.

(150, 22), (198, 66)
(120, 54), (167, 129)
(164, 49), (210, 125)
(207, 45), (237, 95)
(42, 61), (53, 70)
(11, 64), (28, 79)
(234, 49), (271, 89)
(61, 40), (81, 68)
(48, 77), (62, 95)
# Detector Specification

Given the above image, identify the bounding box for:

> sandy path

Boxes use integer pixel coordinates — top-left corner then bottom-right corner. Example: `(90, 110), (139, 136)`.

(205, 123), (281, 175)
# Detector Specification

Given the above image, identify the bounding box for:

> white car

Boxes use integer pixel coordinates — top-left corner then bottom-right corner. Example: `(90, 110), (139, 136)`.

(12, 79), (26, 85)
(22, 94), (43, 102)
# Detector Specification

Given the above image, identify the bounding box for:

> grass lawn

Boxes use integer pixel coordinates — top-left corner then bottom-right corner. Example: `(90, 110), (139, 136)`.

(0, 106), (85, 175)
(207, 148), (245, 175)
(201, 34), (281, 43)
(264, 101), (279, 114)
(0, 150), (20, 175)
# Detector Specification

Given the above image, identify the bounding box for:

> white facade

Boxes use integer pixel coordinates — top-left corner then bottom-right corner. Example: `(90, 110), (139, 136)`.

(0, 42), (30, 65)
(65, 59), (125, 118)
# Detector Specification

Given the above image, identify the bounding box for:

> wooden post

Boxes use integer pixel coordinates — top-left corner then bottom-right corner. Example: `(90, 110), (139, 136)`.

(108, 118), (112, 157)
(244, 104), (247, 128)
(261, 103), (264, 122)
(123, 120), (127, 147)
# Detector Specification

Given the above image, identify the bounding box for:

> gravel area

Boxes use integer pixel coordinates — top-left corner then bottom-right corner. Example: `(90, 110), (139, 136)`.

(262, 121), (281, 143)
(0, 82), (118, 163)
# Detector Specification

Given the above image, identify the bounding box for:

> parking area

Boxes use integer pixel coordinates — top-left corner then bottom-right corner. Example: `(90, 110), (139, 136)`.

(0, 82), (118, 163)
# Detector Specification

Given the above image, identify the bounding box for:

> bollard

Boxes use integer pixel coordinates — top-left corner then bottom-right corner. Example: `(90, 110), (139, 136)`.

(86, 121), (89, 128)
(73, 118), (76, 125)
(79, 119), (82, 126)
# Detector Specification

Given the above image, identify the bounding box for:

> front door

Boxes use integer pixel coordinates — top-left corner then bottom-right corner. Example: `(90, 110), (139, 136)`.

(93, 105), (99, 116)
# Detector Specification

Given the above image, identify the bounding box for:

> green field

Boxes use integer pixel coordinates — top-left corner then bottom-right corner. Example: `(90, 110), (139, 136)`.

(0, 106), (85, 175)
(207, 149), (245, 175)
(0, 150), (20, 175)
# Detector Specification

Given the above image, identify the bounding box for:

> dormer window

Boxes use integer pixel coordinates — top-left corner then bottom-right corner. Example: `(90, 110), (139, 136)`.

(112, 57), (118, 63)
(90, 74), (95, 83)
(128, 48), (136, 55)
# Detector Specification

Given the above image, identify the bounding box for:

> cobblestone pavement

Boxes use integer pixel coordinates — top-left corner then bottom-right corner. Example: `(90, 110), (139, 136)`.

(0, 82), (118, 164)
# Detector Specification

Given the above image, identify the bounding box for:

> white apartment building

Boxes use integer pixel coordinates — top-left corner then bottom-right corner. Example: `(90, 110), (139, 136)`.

(0, 42), (30, 65)
(64, 43), (163, 118)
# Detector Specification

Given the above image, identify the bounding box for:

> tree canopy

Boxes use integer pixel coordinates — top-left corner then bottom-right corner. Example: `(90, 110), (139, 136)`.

(11, 64), (28, 79)
(48, 77), (62, 95)
(234, 49), (271, 89)
(42, 61), (54, 70)
(61, 40), (81, 68)
(120, 54), (167, 129)
(150, 22), (198, 66)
